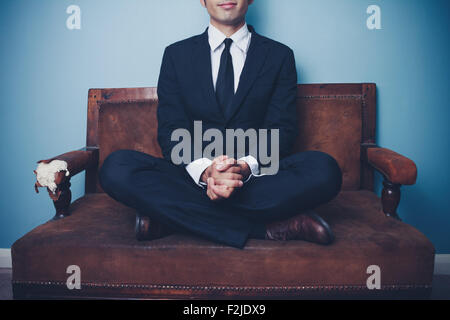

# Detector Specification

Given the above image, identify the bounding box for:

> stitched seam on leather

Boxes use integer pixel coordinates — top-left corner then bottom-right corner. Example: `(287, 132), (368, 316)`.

(297, 95), (362, 99)
(98, 99), (158, 105)
(12, 280), (431, 291)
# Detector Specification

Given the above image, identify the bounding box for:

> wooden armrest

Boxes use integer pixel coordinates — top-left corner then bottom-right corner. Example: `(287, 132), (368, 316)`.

(361, 143), (417, 220)
(34, 146), (99, 220)
(366, 147), (417, 185)
(35, 147), (99, 179)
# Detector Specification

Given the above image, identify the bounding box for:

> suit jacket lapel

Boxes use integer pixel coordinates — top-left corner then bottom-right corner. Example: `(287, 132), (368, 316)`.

(191, 25), (270, 124)
(226, 25), (270, 123)
(192, 27), (226, 122)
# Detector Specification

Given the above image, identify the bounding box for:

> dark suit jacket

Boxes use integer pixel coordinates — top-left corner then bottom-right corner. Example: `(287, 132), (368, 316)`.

(156, 24), (298, 167)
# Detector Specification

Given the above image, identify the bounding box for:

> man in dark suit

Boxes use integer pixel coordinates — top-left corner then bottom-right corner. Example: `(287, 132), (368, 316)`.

(99, 0), (343, 249)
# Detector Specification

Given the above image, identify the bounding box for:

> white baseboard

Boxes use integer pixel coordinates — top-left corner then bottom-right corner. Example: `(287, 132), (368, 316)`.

(434, 254), (450, 275)
(0, 249), (11, 268)
(0, 248), (449, 275)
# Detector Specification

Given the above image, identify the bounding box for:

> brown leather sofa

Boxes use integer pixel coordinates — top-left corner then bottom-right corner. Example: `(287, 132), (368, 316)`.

(12, 84), (435, 299)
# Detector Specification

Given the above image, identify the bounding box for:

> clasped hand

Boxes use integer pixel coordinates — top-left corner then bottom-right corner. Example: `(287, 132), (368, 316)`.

(200, 155), (251, 201)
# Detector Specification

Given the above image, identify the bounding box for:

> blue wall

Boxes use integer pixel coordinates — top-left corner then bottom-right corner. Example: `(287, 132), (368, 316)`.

(1, 0), (449, 252)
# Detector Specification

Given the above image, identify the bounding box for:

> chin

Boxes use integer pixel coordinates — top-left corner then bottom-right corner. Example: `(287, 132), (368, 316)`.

(217, 16), (241, 25)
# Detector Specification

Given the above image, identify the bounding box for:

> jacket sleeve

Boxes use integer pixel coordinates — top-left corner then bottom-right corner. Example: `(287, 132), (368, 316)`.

(260, 48), (298, 162)
(156, 46), (193, 167)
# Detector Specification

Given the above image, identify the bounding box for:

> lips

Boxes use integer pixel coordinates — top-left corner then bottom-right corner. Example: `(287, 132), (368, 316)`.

(219, 2), (237, 9)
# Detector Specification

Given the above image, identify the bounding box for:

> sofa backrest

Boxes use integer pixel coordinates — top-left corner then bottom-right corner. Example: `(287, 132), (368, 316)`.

(86, 84), (376, 193)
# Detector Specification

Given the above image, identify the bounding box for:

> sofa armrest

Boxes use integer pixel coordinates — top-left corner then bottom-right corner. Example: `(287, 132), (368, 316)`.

(361, 143), (417, 220)
(34, 146), (99, 220)
(366, 147), (417, 185)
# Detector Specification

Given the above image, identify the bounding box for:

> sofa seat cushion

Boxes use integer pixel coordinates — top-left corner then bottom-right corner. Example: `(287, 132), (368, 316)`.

(12, 190), (434, 298)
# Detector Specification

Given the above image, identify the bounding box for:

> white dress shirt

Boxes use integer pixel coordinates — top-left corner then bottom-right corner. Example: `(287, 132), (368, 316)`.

(185, 22), (259, 187)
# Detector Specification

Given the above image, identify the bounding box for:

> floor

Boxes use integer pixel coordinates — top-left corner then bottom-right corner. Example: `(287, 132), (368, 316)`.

(1, 268), (449, 299)
(0, 269), (12, 300)
(430, 275), (450, 299)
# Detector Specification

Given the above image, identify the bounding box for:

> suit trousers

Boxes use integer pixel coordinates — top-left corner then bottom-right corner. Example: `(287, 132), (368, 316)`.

(98, 149), (343, 249)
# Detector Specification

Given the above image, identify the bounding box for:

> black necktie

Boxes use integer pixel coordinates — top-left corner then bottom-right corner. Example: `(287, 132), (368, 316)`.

(215, 38), (234, 117)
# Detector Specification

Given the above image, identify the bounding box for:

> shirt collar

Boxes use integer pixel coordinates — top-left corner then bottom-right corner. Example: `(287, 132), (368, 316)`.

(208, 22), (251, 53)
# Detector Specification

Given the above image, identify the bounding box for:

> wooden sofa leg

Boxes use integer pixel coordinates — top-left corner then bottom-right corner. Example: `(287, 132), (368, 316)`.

(381, 179), (401, 220)
(52, 180), (72, 220)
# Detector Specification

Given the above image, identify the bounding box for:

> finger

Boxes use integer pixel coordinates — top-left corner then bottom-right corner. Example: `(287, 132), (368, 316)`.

(216, 158), (237, 171)
(223, 166), (242, 174)
(213, 155), (228, 165)
(207, 188), (219, 201)
(206, 187), (212, 199)
(211, 184), (233, 199)
(213, 188), (232, 199)
(206, 182), (215, 200)
(220, 173), (243, 181)
(211, 171), (243, 181)
(207, 177), (214, 192)
(215, 179), (243, 188)
(207, 178), (222, 201)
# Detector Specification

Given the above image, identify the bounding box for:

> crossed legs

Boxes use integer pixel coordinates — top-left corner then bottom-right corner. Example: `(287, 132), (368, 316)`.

(98, 149), (342, 249)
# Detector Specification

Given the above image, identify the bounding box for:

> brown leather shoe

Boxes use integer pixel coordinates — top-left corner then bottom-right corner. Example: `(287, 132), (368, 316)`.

(265, 211), (334, 245)
(135, 214), (174, 241)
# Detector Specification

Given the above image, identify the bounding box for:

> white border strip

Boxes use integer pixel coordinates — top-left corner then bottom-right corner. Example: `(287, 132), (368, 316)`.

(434, 254), (450, 275)
(0, 249), (11, 269)
(1, 249), (449, 275)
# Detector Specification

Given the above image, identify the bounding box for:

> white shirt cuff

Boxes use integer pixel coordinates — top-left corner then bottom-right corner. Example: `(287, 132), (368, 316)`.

(186, 156), (260, 187)
(238, 155), (260, 183)
(185, 158), (212, 187)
